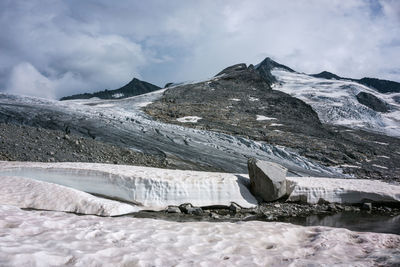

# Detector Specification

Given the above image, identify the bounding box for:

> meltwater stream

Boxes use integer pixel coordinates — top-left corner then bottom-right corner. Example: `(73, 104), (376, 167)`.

(282, 212), (400, 235)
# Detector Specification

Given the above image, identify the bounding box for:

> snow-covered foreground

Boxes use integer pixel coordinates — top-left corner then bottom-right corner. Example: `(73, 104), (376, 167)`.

(0, 161), (258, 210)
(272, 69), (400, 137)
(0, 176), (141, 216)
(0, 204), (399, 267)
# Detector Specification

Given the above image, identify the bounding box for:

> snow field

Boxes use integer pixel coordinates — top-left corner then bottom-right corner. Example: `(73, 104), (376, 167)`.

(0, 204), (399, 266)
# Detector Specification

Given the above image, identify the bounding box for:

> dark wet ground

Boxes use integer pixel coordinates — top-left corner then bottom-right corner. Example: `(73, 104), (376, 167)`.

(126, 202), (400, 235)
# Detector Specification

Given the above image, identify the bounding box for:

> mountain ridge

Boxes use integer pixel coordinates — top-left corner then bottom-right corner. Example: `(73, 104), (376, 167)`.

(60, 77), (160, 101)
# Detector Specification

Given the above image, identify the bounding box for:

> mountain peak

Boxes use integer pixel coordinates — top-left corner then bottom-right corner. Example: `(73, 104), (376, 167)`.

(254, 57), (294, 84)
(256, 57), (295, 72)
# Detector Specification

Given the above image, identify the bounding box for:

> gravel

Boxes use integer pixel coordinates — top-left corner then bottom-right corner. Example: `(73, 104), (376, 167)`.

(0, 122), (168, 168)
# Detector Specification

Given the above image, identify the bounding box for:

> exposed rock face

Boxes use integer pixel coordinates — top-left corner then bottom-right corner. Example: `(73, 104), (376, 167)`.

(248, 158), (287, 202)
(356, 92), (390, 113)
(310, 71), (342, 80)
(358, 77), (400, 94)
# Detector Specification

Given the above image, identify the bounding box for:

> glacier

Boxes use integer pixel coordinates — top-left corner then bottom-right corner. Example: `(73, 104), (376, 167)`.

(0, 204), (399, 266)
(271, 69), (400, 137)
(0, 91), (343, 177)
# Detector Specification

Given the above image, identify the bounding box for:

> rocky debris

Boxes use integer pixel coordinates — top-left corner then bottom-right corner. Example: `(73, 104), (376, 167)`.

(129, 201), (400, 227)
(0, 123), (168, 168)
(178, 203), (204, 215)
(229, 202), (242, 213)
(356, 92), (390, 113)
(362, 203), (373, 212)
(248, 158), (287, 202)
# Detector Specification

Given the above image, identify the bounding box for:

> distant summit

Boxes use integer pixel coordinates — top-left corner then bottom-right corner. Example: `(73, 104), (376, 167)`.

(60, 78), (160, 101)
(255, 57), (294, 84)
(311, 71), (343, 80)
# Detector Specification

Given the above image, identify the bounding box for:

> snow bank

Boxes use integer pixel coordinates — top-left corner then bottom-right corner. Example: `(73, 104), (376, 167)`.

(0, 161), (257, 209)
(0, 176), (140, 216)
(0, 204), (399, 266)
(287, 177), (400, 204)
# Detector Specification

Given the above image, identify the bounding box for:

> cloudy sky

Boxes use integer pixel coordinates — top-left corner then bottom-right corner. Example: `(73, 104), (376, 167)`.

(0, 0), (399, 99)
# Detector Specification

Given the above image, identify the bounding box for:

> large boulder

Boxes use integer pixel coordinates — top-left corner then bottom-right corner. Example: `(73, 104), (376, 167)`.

(247, 158), (287, 202)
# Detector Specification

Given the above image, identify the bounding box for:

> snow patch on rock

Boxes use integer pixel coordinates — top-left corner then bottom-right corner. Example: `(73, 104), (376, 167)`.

(176, 116), (202, 123)
(256, 115), (277, 121)
(112, 93), (124, 99)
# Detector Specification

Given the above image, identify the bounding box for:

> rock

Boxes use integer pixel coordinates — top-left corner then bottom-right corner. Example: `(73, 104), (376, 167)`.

(229, 202), (241, 213)
(63, 134), (71, 141)
(247, 158), (287, 202)
(356, 92), (390, 113)
(188, 207), (203, 215)
(179, 203), (193, 213)
(166, 206), (181, 213)
(362, 202), (372, 211)
(328, 204), (337, 212)
(210, 212), (220, 219)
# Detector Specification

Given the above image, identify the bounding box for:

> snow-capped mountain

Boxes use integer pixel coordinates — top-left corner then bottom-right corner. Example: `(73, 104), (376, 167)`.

(144, 58), (400, 180)
(1, 57), (399, 180)
(271, 68), (400, 137)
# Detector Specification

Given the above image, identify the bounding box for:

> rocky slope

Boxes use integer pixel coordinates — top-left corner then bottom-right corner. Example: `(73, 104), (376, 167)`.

(60, 78), (160, 100)
(0, 123), (167, 168)
(144, 58), (400, 181)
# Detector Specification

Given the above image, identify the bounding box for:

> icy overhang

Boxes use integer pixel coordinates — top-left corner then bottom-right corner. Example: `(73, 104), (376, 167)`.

(0, 161), (258, 210)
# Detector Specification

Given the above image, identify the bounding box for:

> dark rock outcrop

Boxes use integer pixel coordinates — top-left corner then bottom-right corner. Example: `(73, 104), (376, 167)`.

(311, 71), (343, 80)
(248, 158), (287, 202)
(310, 71), (400, 94)
(356, 92), (390, 113)
(60, 78), (160, 100)
(358, 78), (400, 94)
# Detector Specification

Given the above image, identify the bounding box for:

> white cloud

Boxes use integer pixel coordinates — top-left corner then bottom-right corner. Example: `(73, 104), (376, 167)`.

(0, 0), (399, 99)
(6, 62), (56, 99)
